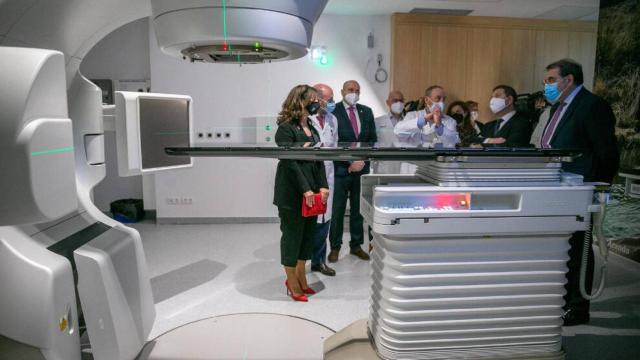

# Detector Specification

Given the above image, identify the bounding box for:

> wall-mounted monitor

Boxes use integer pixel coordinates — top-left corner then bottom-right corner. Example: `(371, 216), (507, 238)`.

(115, 91), (193, 176)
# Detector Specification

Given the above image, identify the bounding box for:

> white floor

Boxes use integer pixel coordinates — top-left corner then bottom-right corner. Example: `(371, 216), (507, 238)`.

(132, 221), (640, 360)
(133, 222), (371, 340)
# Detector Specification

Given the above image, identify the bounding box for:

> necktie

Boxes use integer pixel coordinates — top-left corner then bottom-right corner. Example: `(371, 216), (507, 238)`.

(318, 113), (325, 129)
(348, 106), (359, 140)
(541, 102), (566, 148)
(494, 118), (503, 137)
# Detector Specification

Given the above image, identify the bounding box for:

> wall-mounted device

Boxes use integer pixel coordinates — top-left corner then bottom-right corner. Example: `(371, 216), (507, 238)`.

(115, 92), (193, 176)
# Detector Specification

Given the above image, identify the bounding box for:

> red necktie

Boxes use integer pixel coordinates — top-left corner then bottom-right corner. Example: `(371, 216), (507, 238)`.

(318, 113), (325, 129)
(541, 102), (566, 148)
(348, 106), (359, 140)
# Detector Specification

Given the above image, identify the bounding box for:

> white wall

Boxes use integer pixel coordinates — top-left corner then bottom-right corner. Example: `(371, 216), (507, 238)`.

(149, 14), (392, 220)
(80, 17), (150, 211)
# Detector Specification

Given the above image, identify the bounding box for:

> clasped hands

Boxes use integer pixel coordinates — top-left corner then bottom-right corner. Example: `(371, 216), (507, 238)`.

(425, 107), (442, 126)
(304, 188), (330, 207)
(348, 160), (365, 173)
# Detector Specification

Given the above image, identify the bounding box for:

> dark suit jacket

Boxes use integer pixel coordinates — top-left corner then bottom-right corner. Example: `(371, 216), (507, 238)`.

(546, 87), (619, 183)
(333, 101), (377, 176)
(482, 112), (532, 147)
(273, 121), (328, 210)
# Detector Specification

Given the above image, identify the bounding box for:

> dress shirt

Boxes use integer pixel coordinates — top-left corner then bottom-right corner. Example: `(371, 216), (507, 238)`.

(543, 85), (584, 145)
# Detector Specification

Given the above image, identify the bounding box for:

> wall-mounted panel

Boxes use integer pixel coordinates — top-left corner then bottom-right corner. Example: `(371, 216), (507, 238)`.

(392, 14), (598, 122)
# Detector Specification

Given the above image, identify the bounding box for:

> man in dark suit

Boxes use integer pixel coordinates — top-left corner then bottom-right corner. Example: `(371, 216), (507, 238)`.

(328, 80), (377, 262)
(541, 59), (619, 325)
(480, 85), (532, 147)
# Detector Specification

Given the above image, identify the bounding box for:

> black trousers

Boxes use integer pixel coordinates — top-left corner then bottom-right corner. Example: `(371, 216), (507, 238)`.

(278, 208), (317, 267)
(329, 173), (363, 250)
(564, 230), (594, 315)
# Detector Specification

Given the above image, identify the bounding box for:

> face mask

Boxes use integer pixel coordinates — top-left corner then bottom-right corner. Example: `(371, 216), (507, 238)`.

(344, 93), (359, 105)
(470, 111), (479, 121)
(430, 101), (444, 112)
(451, 113), (464, 124)
(390, 101), (404, 115)
(544, 79), (565, 103)
(324, 101), (336, 113)
(306, 101), (321, 116)
(489, 97), (507, 114)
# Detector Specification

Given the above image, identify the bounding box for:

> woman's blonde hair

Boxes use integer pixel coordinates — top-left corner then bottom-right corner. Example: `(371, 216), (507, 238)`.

(277, 85), (317, 125)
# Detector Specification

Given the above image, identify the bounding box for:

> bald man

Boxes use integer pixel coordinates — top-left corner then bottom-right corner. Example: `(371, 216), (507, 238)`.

(328, 80), (377, 262)
(307, 83), (338, 276)
(373, 90), (405, 174)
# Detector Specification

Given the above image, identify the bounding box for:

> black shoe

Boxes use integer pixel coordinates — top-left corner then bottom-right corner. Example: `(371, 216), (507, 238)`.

(350, 246), (370, 261)
(562, 309), (590, 326)
(311, 263), (336, 276)
(328, 249), (340, 263)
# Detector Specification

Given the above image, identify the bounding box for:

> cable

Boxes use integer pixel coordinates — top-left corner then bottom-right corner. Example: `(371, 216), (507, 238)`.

(579, 191), (609, 300)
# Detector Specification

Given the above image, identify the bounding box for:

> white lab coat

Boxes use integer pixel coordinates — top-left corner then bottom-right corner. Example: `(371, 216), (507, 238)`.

(394, 109), (460, 148)
(372, 113), (403, 174)
(309, 113), (338, 223)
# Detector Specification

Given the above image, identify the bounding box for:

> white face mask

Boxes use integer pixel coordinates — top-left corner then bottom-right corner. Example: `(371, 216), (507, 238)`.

(390, 101), (404, 115)
(430, 101), (444, 112)
(344, 93), (359, 105)
(470, 111), (479, 121)
(489, 97), (507, 114)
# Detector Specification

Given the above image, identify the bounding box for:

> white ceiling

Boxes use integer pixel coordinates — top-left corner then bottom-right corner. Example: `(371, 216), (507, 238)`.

(323, 0), (600, 21)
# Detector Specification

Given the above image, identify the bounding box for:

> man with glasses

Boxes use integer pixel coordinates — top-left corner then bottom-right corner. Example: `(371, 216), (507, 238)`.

(540, 59), (619, 326)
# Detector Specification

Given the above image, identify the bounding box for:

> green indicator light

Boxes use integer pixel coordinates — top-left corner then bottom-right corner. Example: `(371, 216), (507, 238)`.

(31, 147), (75, 156)
(265, 124), (272, 131)
(255, 41), (260, 48)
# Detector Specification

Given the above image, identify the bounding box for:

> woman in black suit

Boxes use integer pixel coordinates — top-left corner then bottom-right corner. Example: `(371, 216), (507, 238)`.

(274, 85), (329, 302)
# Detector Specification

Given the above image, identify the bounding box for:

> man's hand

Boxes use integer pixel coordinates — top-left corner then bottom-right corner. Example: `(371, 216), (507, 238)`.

(303, 191), (315, 207)
(319, 188), (330, 204)
(348, 161), (365, 173)
(432, 107), (442, 126)
(485, 137), (506, 144)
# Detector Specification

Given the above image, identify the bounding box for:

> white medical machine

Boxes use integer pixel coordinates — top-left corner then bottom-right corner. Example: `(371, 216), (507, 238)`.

(0, 1), (328, 359)
(167, 147), (612, 360)
(0, 1), (612, 360)
(327, 158), (600, 360)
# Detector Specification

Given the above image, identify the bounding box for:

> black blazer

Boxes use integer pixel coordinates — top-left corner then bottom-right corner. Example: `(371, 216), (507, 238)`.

(333, 101), (377, 176)
(546, 87), (619, 183)
(273, 120), (328, 210)
(482, 112), (532, 147)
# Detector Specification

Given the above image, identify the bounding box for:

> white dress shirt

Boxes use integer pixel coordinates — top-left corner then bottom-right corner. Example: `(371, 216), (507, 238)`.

(373, 113), (403, 174)
(530, 107), (551, 148)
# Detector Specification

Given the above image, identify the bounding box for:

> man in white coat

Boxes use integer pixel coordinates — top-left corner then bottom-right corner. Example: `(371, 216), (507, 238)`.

(373, 90), (405, 174)
(308, 83), (339, 276)
(394, 85), (460, 148)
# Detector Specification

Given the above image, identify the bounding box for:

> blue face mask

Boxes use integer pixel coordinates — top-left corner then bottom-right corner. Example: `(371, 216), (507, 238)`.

(544, 78), (565, 103)
(324, 101), (336, 113)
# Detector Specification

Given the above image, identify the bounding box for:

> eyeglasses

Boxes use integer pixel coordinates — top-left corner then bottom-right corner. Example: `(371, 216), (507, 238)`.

(543, 76), (563, 85)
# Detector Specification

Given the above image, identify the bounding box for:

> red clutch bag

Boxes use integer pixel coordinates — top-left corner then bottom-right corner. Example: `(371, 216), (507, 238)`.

(302, 193), (327, 217)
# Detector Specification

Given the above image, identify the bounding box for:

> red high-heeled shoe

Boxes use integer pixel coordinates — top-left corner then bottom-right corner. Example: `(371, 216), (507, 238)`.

(285, 280), (308, 302)
(302, 287), (316, 295)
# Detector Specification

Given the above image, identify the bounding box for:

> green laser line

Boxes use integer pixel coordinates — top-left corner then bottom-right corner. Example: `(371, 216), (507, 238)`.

(222, 0), (228, 47)
(31, 147), (75, 156)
